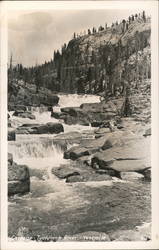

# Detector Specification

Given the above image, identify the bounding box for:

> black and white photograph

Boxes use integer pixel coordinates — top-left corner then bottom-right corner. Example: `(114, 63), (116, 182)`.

(0, 1), (159, 249)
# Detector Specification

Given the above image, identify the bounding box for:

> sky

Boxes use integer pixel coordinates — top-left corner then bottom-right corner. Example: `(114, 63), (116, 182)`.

(8, 8), (150, 67)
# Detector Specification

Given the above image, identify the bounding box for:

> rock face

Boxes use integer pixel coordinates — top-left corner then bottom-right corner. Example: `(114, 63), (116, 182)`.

(52, 165), (80, 179)
(13, 110), (36, 119)
(16, 122), (64, 134)
(64, 146), (90, 160)
(63, 129), (151, 179)
(63, 130), (137, 161)
(24, 18), (150, 97)
(91, 137), (150, 176)
(8, 153), (30, 196)
(52, 162), (113, 183)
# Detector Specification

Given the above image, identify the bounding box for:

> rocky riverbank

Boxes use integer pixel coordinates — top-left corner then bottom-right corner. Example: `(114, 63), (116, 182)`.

(8, 91), (151, 241)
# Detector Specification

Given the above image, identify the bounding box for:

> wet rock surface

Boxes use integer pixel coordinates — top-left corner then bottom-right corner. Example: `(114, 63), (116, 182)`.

(58, 99), (124, 126)
(13, 111), (36, 120)
(8, 154), (30, 196)
(52, 165), (80, 179)
(15, 122), (64, 135)
(8, 128), (16, 141)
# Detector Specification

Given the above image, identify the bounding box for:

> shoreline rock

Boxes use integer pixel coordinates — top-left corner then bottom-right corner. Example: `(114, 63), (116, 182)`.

(8, 153), (30, 196)
(15, 122), (64, 135)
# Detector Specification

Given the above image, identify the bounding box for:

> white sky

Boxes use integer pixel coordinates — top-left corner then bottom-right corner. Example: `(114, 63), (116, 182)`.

(8, 6), (151, 67)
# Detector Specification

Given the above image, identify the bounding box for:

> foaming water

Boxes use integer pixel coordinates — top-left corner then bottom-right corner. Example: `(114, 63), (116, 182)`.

(9, 94), (100, 131)
(58, 94), (100, 108)
(8, 135), (68, 169)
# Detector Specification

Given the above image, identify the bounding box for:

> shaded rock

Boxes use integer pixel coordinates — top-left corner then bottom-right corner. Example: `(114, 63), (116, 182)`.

(48, 106), (53, 111)
(117, 124), (124, 129)
(8, 162), (30, 195)
(8, 180), (30, 196)
(112, 159), (150, 173)
(91, 121), (104, 127)
(143, 127), (151, 137)
(64, 146), (90, 160)
(18, 112), (35, 120)
(8, 128), (16, 141)
(93, 137), (150, 162)
(43, 95), (59, 106)
(16, 126), (37, 135)
(63, 115), (89, 126)
(52, 165), (80, 179)
(16, 123), (64, 134)
(66, 175), (84, 183)
(20, 123), (40, 127)
(93, 165), (118, 177)
(92, 136), (150, 176)
(8, 162), (30, 181)
(15, 105), (27, 111)
(80, 100), (119, 114)
(8, 153), (13, 165)
(8, 120), (12, 128)
(101, 136), (120, 150)
(13, 110), (26, 116)
(143, 168), (151, 181)
(8, 105), (27, 112)
(95, 169), (109, 174)
(53, 131), (83, 145)
(66, 172), (112, 183)
(95, 127), (110, 135)
(13, 111), (36, 119)
(46, 122), (64, 134)
(77, 155), (92, 166)
(120, 172), (144, 181)
(60, 107), (80, 116)
(92, 156), (150, 174)
(95, 134), (103, 139)
(51, 111), (66, 120)
(59, 100), (123, 126)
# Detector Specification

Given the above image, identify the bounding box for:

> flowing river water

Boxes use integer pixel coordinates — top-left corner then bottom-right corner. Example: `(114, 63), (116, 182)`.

(8, 94), (151, 241)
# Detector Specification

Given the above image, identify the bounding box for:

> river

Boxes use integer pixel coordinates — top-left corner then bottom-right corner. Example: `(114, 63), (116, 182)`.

(8, 94), (151, 241)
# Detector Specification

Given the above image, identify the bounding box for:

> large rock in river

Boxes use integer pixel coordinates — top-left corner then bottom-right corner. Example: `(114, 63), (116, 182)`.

(16, 122), (64, 134)
(8, 154), (30, 195)
(64, 146), (90, 160)
(8, 128), (16, 141)
(92, 137), (150, 175)
(59, 99), (124, 126)
(13, 110), (35, 119)
(52, 165), (80, 179)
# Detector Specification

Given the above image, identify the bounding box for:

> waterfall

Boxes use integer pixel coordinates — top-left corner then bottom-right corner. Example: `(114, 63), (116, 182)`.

(58, 94), (100, 108)
(8, 136), (69, 172)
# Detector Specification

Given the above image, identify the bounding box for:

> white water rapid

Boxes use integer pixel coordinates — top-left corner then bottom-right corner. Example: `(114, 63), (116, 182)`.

(9, 94), (100, 132)
(8, 94), (100, 181)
